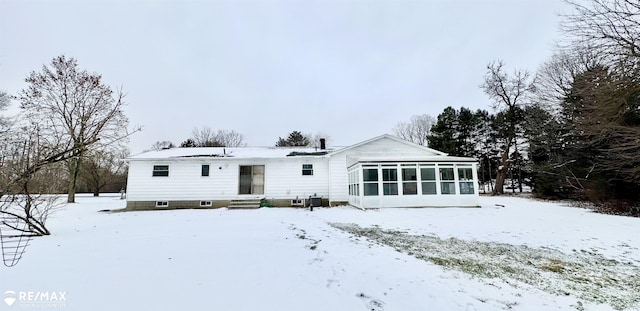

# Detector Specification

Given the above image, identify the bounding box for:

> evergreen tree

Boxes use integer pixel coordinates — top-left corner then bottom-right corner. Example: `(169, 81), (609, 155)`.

(456, 107), (480, 157)
(180, 139), (197, 148)
(276, 131), (310, 147)
(427, 107), (458, 155)
(474, 109), (501, 192)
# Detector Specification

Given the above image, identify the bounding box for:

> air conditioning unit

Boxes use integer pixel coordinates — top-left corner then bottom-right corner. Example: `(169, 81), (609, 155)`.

(308, 196), (322, 207)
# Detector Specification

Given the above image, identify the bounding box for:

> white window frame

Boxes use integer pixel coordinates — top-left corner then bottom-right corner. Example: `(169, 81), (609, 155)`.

(152, 165), (169, 177)
(419, 164), (437, 195)
(362, 165), (379, 196)
(439, 165), (456, 195)
(302, 164), (313, 176)
(457, 164), (475, 195)
(381, 164), (398, 196)
(155, 201), (169, 207)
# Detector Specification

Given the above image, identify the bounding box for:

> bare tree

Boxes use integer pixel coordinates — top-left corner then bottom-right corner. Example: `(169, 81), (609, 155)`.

(190, 127), (245, 147)
(481, 61), (535, 194)
(149, 140), (175, 151)
(80, 148), (128, 196)
(393, 114), (435, 146)
(562, 0), (640, 64)
(0, 90), (11, 134)
(191, 126), (221, 147)
(0, 92), (58, 240)
(215, 129), (246, 147)
(0, 90), (8, 116)
(0, 126), (70, 237)
(534, 48), (604, 110)
(17, 55), (132, 203)
(307, 132), (330, 149)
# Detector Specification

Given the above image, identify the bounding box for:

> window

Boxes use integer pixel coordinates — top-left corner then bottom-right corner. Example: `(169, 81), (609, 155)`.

(201, 164), (210, 177)
(402, 167), (418, 195)
(302, 164), (313, 176)
(155, 201), (169, 207)
(355, 169), (360, 196)
(200, 201), (212, 207)
(420, 165), (437, 195)
(348, 169), (360, 196)
(458, 167), (475, 195)
(152, 165), (169, 177)
(363, 168), (379, 196)
(440, 166), (455, 194)
(349, 170), (356, 195)
(382, 168), (398, 195)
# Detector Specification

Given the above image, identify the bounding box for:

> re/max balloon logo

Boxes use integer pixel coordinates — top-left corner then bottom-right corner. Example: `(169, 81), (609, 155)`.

(4, 290), (67, 308)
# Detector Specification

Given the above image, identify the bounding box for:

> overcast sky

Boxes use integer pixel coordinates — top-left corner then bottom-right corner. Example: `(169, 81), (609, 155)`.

(0, 0), (571, 154)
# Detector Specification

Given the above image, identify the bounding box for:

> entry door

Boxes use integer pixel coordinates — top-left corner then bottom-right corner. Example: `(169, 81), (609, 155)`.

(238, 165), (265, 195)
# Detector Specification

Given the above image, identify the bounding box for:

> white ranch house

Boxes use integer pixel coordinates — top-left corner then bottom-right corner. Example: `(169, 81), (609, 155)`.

(125, 135), (480, 209)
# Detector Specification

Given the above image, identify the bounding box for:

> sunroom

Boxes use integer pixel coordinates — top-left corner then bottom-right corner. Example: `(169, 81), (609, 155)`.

(347, 160), (479, 208)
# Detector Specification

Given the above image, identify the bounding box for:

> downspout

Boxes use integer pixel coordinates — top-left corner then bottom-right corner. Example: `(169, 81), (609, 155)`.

(327, 155), (332, 207)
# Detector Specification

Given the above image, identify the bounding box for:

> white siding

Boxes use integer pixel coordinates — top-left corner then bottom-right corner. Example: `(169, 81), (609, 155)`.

(126, 157), (329, 201)
(328, 154), (349, 203)
(126, 160), (238, 201)
(264, 158), (329, 199)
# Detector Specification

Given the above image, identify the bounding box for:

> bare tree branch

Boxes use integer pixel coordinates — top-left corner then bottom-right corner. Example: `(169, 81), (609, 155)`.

(17, 55), (132, 203)
(480, 61), (535, 194)
(393, 114), (435, 146)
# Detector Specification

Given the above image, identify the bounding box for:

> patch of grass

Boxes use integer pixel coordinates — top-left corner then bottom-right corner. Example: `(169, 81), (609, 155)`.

(330, 222), (640, 311)
(539, 259), (565, 273)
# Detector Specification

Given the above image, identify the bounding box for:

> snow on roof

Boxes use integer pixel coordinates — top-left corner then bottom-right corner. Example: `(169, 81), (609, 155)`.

(351, 155), (478, 163)
(330, 134), (448, 156)
(126, 135), (475, 162)
(128, 147), (335, 160)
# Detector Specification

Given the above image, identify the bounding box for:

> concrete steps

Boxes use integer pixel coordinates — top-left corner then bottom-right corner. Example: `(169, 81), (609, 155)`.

(227, 199), (262, 209)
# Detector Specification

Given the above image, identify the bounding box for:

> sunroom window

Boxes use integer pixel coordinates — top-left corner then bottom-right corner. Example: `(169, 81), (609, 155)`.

(382, 168), (398, 195)
(363, 168), (379, 196)
(458, 166), (475, 194)
(402, 166), (418, 195)
(439, 166), (455, 194)
(420, 165), (437, 195)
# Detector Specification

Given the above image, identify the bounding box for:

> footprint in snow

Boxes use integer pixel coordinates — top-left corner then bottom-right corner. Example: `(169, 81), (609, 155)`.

(356, 292), (385, 311)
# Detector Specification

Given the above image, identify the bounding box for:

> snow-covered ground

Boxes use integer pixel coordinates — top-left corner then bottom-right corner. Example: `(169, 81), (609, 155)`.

(1, 195), (639, 311)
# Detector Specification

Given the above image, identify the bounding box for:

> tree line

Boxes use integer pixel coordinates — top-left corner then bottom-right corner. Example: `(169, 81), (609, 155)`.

(394, 0), (640, 214)
(150, 130), (329, 150)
